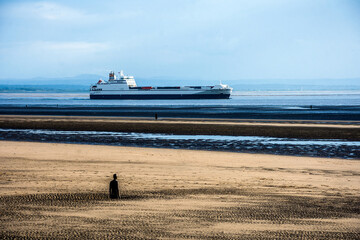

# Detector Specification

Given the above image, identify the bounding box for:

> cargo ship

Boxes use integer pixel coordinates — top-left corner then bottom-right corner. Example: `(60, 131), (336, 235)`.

(90, 70), (232, 100)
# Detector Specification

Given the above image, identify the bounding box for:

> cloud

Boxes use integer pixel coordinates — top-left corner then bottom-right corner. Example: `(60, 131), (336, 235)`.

(32, 41), (110, 53)
(4, 1), (97, 22)
(0, 41), (110, 63)
(1, 0), (359, 79)
(0, 40), (111, 78)
(33, 2), (85, 20)
(2, 1), (143, 23)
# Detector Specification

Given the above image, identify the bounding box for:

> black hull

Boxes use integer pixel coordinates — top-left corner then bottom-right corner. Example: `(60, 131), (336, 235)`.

(90, 94), (231, 100)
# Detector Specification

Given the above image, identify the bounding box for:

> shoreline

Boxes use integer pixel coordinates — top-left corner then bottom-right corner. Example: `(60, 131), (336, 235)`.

(1, 140), (359, 196)
(1, 104), (360, 121)
(1, 134), (359, 160)
(1, 115), (360, 140)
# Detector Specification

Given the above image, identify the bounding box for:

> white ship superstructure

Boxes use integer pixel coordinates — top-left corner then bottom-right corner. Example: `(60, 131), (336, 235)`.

(90, 70), (232, 99)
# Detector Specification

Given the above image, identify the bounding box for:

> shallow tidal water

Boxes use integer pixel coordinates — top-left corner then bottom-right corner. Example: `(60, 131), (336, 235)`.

(1, 128), (359, 159)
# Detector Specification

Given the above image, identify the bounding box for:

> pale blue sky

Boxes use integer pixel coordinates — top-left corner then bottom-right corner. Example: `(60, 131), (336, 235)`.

(0, 0), (359, 82)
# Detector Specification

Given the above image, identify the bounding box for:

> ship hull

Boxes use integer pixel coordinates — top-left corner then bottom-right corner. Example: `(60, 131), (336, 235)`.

(90, 93), (231, 100)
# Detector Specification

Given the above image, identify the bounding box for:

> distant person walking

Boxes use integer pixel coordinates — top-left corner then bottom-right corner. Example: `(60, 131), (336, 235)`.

(155, 113), (158, 120)
(109, 174), (120, 199)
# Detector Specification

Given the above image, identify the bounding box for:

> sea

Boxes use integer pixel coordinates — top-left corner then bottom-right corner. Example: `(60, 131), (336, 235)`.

(0, 90), (359, 159)
(1, 90), (360, 120)
(1, 90), (360, 107)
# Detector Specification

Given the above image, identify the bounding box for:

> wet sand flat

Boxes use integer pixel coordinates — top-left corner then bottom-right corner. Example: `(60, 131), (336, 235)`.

(0, 141), (359, 239)
(1, 115), (360, 140)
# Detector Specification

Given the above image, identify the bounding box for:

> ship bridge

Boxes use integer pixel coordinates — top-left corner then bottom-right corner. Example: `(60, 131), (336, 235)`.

(108, 70), (137, 87)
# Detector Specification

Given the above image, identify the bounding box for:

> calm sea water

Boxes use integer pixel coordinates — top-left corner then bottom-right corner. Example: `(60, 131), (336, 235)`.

(1, 91), (360, 120)
(1, 90), (360, 107)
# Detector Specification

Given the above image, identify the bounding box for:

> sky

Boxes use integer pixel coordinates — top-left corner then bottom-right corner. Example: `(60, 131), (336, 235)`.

(0, 0), (359, 83)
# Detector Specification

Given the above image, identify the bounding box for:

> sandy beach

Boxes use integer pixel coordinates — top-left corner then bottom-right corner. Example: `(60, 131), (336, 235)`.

(2, 0), (360, 238)
(0, 141), (359, 239)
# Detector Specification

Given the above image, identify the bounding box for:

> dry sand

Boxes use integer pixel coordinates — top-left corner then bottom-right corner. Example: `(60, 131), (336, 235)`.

(0, 141), (359, 239)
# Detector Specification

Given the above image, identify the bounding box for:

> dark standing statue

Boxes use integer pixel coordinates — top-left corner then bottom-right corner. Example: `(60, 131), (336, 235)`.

(109, 174), (120, 199)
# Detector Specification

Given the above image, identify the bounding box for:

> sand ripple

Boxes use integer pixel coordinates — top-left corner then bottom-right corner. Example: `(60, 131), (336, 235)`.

(1, 188), (359, 239)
